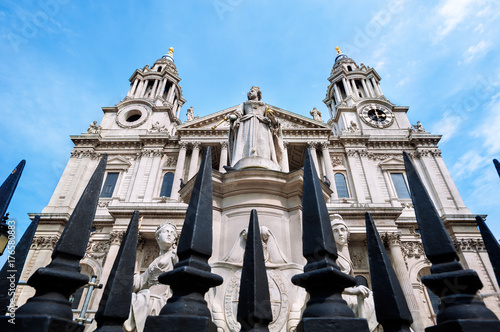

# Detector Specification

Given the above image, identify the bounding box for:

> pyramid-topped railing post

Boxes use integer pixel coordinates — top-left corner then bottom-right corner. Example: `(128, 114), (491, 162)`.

(94, 210), (140, 331)
(237, 210), (272, 332)
(291, 149), (369, 331)
(365, 212), (412, 332)
(403, 152), (500, 331)
(145, 147), (223, 332)
(0, 155), (107, 332)
(475, 216), (500, 289)
(0, 160), (26, 256)
(0, 215), (40, 316)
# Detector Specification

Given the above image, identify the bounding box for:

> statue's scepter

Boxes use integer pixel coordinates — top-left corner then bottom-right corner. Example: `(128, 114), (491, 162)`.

(211, 111), (237, 130)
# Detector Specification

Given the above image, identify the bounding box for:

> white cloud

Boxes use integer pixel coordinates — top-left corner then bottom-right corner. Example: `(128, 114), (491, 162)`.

(452, 150), (489, 178)
(435, 0), (476, 40)
(463, 40), (490, 63)
(430, 111), (463, 143)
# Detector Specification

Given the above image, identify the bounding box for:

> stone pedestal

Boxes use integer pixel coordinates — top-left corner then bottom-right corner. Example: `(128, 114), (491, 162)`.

(179, 168), (333, 332)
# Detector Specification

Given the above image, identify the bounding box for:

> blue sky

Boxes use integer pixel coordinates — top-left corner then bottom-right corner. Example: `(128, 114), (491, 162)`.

(1, 0), (499, 267)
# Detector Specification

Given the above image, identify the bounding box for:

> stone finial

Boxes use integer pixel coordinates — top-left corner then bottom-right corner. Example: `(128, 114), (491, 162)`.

(94, 211), (140, 331)
(365, 212), (412, 332)
(237, 210), (272, 332)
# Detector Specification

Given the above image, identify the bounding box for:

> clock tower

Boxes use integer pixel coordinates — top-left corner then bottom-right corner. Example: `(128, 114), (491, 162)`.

(324, 47), (411, 135)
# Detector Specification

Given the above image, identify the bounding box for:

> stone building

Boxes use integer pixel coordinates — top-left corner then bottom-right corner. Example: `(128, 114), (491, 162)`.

(15, 48), (500, 331)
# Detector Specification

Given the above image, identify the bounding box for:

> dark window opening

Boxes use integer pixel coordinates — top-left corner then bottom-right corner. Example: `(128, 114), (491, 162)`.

(70, 287), (85, 309)
(157, 66), (162, 72)
(335, 173), (349, 198)
(347, 65), (353, 71)
(126, 113), (141, 122)
(338, 83), (347, 99)
(160, 172), (175, 197)
(101, 172), (119, 198)
(391, 173), (411, 199)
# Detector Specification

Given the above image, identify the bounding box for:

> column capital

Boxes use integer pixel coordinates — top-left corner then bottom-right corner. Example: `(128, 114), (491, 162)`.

(219, 141), (228, 149)
(307, 141), (317, 149)
(191, 141), (201, 149)
(179, 141), (189, 149)
(320, 141), (330, 150)
(282, 141), (289, 149)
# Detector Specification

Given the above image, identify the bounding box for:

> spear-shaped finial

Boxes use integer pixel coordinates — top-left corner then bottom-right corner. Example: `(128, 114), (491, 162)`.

(291, 149), (369, 331)
(237, 210), (272, 332)
(494, 159), (500, 178)
(95, 211), (140, 331)
(145, 147), (223, 332)
(475, 216), (500, 289)
(403, 152), (500, 329)
(6, 155), (107, 332)
(0, 215), (40, 315)
(365, 212), (412, 332)
(0, 160), (25, 221)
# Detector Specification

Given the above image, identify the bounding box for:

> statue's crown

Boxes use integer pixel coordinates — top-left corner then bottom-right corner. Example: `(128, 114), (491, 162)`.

(251, 86), (260, 91)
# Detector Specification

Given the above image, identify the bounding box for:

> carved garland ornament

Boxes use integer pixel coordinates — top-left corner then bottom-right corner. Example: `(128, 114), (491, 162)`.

(31, 236), (60, 249)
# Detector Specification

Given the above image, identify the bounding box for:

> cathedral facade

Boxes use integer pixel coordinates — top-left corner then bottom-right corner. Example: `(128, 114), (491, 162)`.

(15, 48), (500, 331)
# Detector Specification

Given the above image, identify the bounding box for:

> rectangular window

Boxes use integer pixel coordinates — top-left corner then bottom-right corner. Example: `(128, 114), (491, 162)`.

(390, 173), (410, 199)
(100, 172), (119, 198)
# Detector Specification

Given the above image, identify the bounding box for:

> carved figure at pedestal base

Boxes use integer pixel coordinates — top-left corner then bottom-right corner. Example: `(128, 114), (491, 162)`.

(331, 214), (380, 331)
(123, 222), (178, 332)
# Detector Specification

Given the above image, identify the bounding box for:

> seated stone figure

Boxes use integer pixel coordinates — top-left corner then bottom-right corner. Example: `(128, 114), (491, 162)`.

(331, 214), (380, 331)
(123, 222), (178, 332)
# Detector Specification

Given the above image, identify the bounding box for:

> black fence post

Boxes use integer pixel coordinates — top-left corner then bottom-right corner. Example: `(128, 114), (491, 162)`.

(365, 212), (412, 332)
(237, 209), (272, 332)
(0, 155), (107, 332)
(403, 152), (500, 331)
(291, 149), (369, 331)
(493, 159), (500, 178)
(0, 215), (40, 316)
(475, 216), (500, 289)
(94, 210), (140, 331)
(0, 160), (26, 256)
(144, 147), (223, 332)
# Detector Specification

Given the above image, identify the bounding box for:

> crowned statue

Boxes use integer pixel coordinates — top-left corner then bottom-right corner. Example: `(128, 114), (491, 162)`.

(227, 86), (284, 171)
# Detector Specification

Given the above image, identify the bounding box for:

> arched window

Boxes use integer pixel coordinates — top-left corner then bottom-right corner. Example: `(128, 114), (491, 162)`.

(334, 173), (349, 198)
(157, 66), (162, 72)
(160, 172), (175, 197)
(347, 65), (353, 71)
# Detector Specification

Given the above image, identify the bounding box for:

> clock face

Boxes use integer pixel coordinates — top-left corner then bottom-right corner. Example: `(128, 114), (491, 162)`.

(360, 105), (394, 128)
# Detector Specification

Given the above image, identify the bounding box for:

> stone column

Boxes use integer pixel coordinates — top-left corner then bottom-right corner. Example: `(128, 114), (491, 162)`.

(358, 151), (382, 203)
(371, 78), (381, 95)
(351, 79), (359, 99)
(90, 231), (124, 312)
(144, 150), (163, 201)
(386, 234), (426, 332)
(342, 77), (352, 97)
(128, 78), (139, 97)
(320, 142), (335, 186)
(188, 142), (201, 180)
(157, 78), (167, 98)
(150, 79), (159, 99)
(219, 141), (228, 172)
(167, 84), (176, 103)
(365, 79), (375, 97)
(333, 83), (341, 103)
(171, 142), (188, 201)
(360, 79), (371, 98)
(281, 141), (290, 172)
(134, 80), (145, 98)
(307, 142), (320, 176)
(345, 149), (365, 203)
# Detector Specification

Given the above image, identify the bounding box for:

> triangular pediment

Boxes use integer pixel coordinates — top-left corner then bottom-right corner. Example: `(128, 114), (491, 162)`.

(106, 156), (132, 171)
(378, 157), (405, 171)
(177, 104), (331, 131)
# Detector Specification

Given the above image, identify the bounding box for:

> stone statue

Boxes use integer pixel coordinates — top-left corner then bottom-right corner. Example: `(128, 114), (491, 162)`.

(310, 107), (322, 122)
(87, 121), (101, 134)
(228, 86), (284, 171)
(123, 222), (178, 332)
(331, 214), (379, 331)
(186, 106), (195, 122)
(412, 121), (426, 133)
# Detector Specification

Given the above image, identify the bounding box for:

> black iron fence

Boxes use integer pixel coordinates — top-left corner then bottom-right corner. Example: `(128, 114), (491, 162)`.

(0, 153), (500, 331)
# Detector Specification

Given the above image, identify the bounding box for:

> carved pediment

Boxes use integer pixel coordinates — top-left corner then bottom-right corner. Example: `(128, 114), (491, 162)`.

(106, 156), (132, 171)
(378, 157), (405, 171)
(177, 104), (331, 132)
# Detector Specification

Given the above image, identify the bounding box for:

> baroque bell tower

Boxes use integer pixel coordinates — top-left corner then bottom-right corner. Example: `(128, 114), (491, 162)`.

(324, 47), (411, 135)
